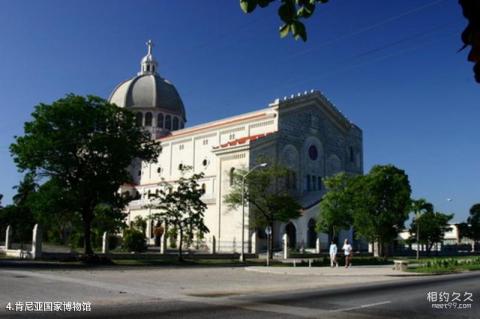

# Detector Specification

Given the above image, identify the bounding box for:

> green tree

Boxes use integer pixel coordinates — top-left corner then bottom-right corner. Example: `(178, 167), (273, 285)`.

(148, 166), (209, 261)
(316, 172), (354, 240)
(351, 165), (411, 257)
(459, 203), (480, 251)
(240, 0), (329, 41)
(10, 94), (161, 256)
(0, 174), (38, 245)
(409, 210), (454, 255)
(241, 0), (479, 83)
(224, 162), (301, 255)
(409, 198), (434, 258)
(27, 178), (78, 245)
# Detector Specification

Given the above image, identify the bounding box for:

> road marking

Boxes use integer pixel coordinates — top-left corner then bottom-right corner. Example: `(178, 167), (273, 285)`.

(329, 300), (391, 313)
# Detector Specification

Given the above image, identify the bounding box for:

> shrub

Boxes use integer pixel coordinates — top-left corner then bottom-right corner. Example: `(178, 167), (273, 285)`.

(123, 229), (147, 252)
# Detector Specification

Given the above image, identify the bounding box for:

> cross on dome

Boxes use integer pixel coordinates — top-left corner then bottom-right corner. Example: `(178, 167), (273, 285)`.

(139, 39), (158, 75)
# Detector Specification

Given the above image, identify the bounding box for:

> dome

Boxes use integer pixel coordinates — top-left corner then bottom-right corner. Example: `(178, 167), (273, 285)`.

(109, 74), (186, 121)
(108, 40), (186, 122)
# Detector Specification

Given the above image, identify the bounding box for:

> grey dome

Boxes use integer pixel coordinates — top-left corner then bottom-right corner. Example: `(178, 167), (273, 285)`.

(108, 40), (186, 121)
(109, 74), (186, 121)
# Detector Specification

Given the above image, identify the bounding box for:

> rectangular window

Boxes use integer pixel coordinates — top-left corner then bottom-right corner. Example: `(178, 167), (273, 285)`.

(318, 176), (322, 190)
(312, 176), (317, 190)
(306, 175), (311, 191)
(350, 147), (355, 162)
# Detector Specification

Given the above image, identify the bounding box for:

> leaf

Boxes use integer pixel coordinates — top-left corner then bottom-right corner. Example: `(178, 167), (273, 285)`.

(278, 0), (296, 23)
(258, 0), (274, 8)
(292, 21), (307, 41)
(279, 23), (290, 38)
(240, 0), (258, 13)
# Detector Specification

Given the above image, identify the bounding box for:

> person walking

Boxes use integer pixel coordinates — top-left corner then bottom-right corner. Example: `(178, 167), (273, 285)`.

(329, 240), (338, 268)
(342, 239), (353, 268)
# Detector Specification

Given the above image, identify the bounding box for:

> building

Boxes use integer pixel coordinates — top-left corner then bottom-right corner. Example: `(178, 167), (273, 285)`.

(109, 41), (363, 252)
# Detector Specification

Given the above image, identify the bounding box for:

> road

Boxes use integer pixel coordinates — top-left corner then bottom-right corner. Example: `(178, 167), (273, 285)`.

(0, 267), (478, 318)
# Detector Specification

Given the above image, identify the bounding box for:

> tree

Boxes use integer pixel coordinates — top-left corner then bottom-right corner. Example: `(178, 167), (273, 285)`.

(240, 0), (329, 41)
(459, 203), (480, 251)
(410, 198), (434, 259)
(409, 210), (454, 255)
(224, 162), (301, 255)
(459, 0), (480, 83)
(316, 172), (354, 240)
(351, 165), (411, 257)
(241, 0), (479, 83)
(148, 166), (209, 261)
(10, 94), (161, 256)
(0, 174), (38, 245)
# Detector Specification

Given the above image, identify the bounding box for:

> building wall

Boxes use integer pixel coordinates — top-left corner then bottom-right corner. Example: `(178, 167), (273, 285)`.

(124, 92), (363, 253)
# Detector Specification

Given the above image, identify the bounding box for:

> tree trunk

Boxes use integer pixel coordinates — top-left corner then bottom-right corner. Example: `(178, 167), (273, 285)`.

(83, 216), (93, 256)
(269, 222), (274, 259)
(178, 227), (184, 262)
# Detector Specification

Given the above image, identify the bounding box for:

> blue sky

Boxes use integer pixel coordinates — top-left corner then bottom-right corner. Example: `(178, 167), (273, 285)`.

(0, 0), (478, 222)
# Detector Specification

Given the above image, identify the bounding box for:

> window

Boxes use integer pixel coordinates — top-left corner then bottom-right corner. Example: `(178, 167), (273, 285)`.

(201, 183), (206, 194)
(203, 139), (209, 145)
(157, 167), (162, 174)
(178, 163), (184, 171)
(308, 145), (318, 160)
(349, 147), (355, 162)
(306, 175), (311, 191)
(135, 112), (143, 127)
(173, 117), (179, 130)
(137, 170), (142, 177)
(317, 176), (322, 190)
(179, 144), (184, 150)
(312, 176), (317, 190)
(229, 167), (235, 186)
(229, 133), (235, 140)
(292, 172), (297, 190)
(145, 112), (152, 126)
(202, 159), (208, 167)
(157, 114), (164, 128)
(165, 115), (171, 130)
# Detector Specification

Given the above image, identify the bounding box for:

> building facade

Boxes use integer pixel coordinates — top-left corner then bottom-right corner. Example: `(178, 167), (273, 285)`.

(109, 41), (363, 253)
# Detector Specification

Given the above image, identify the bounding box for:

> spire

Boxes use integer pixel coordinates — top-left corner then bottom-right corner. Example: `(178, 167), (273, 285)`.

(139, 39), (158, 75)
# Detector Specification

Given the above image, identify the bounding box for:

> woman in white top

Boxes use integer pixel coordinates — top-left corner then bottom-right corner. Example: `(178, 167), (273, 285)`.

(329, 240), (338, 268)
(342, 239), (353, 268)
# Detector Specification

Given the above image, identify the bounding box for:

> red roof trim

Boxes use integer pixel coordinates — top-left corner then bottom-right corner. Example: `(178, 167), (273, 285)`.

(158, 112), (269, 141)
(213, 132), (274, 149)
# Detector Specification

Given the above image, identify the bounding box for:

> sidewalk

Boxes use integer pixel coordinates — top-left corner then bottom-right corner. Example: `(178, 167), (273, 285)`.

(245, 264), (423, 277)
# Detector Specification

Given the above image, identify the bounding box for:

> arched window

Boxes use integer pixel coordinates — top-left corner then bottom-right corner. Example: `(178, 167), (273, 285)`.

(173, 117), (179, 130)
(135, 112), (143, 127)
(165, 115), (171, 130)
(229, 167), (235, 186)
(145, 112), (152, 126)
(157, 113), (164, 128)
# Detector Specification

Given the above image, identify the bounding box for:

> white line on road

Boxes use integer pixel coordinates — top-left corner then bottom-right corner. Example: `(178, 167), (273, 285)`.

(329, 300), (392, 313)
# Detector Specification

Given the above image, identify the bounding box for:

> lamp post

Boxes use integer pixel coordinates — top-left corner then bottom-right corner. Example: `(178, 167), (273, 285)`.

(239, 162), (268, 262)
(416, 212), (420, 260)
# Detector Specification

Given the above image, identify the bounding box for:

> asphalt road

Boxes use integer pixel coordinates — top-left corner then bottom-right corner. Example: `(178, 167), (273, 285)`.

(0, 271), (478, 318)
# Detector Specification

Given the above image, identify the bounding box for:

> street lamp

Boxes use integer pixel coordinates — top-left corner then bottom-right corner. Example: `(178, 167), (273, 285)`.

(239, 162), (268, 262)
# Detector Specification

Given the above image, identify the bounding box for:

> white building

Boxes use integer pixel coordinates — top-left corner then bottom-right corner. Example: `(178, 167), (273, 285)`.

(109, 41), (363, 253)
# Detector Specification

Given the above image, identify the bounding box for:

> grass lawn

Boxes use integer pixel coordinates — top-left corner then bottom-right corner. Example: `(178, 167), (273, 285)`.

(406, 256), (480, 274)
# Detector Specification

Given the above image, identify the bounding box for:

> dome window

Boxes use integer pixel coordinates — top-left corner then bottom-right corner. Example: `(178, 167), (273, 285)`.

(173, 117), (179, 130)
(135, 112), (143, 127)
(157, 114), (164, 128)
(165, 115), (171, 130)
(145, 112), (152, 126)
